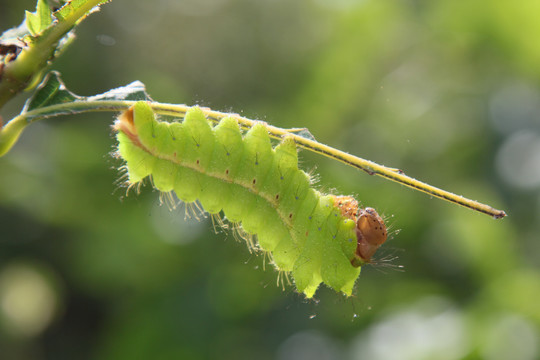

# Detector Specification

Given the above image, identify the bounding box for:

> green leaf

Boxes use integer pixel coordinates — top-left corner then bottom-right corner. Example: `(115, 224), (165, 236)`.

(25, 0), (53, 36)
(1, 71), (150, 156)
(23, 71), (151, 118)
(23, 71), (79, 111)
(54, 0), (110, 23)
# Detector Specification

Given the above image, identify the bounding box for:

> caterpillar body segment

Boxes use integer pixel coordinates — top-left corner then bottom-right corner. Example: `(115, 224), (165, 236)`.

(114, 102), (387, 298)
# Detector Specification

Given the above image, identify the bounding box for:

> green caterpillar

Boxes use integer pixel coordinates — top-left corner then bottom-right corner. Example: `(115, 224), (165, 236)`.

(114, 102), (387, 298)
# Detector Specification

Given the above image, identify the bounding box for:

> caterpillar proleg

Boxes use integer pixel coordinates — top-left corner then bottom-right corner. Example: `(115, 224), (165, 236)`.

(114, 102), (387, 298)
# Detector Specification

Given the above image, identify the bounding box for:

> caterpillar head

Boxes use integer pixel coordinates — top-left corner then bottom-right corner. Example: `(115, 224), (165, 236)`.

(332, 196), (388, 266)
(354, 207), (387, 264)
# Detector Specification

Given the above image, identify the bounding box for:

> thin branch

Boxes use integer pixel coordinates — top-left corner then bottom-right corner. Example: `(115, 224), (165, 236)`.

(4, 100), (507, 219)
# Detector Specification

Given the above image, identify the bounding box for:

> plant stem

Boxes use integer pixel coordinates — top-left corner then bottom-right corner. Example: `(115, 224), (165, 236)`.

(5, 100), (507, 219)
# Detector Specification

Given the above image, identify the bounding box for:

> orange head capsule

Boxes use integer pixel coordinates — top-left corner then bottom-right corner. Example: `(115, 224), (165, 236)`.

(353, 207), (387, 265)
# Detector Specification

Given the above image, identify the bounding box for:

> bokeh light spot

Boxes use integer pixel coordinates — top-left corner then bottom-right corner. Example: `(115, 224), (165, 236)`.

(496, 131), (540, 189)
(0, 262), (62, 338)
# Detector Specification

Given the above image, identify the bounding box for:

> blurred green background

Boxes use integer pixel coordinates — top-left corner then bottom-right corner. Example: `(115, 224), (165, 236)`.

(1, 0), (539, 359)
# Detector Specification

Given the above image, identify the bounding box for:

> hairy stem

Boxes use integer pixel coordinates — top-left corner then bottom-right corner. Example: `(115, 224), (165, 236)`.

(154, 103), (507, 219)
(2, 100), (507, 219)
